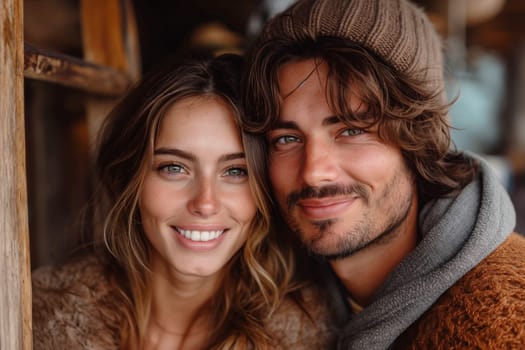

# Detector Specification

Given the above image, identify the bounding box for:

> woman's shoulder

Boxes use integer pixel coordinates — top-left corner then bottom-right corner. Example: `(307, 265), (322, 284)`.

(268, 284), (338, 349)
(33, 253), (106, 288)
(32, 253), (122, 349)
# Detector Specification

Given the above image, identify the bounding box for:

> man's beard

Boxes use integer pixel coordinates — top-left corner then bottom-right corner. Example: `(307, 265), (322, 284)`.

(283, 176), (414, 261)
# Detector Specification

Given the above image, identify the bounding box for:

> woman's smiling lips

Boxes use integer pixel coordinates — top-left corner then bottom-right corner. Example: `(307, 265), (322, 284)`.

(297, 197), (356, 220)
(172, 226), (229, 251)
(176, 227), (225, 242)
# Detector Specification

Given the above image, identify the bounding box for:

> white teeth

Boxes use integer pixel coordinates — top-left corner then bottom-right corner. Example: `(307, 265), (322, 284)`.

(177, 228), (224, 242)
(191, 231), (200, 241)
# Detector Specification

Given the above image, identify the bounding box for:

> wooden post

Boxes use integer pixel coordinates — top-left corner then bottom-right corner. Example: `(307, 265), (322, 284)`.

(0, 0), (33, 349)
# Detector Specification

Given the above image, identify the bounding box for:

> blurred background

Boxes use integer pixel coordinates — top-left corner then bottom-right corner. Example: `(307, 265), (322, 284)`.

(23, 0), (525, 268)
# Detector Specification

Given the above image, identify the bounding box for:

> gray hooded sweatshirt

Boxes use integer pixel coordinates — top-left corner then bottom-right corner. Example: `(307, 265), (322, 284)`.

(331, 154), (517, 349)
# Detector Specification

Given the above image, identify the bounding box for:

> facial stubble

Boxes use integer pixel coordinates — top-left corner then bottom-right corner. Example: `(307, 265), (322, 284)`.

(283, 169), (415, 261)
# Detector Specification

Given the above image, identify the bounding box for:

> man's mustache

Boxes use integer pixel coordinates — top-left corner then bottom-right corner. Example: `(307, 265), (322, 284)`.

(286, 184), (369, 210)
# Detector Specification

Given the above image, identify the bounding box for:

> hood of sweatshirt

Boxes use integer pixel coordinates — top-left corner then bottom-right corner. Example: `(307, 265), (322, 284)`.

(335, 154), (516, 349)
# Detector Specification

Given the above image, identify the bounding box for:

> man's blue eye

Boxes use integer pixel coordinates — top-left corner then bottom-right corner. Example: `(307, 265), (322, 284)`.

(341, 129), (364, 136)
(277, 135), (299, 144)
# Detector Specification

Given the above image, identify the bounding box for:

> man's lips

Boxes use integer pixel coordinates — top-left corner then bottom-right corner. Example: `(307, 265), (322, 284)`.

(297, 197), (356, 219)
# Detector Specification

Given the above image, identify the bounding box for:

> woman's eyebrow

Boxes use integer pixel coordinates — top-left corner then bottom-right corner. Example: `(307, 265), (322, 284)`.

(154, 148), (195, 161)
(154, 148), (244, 163)
(220, 152), (245, 162)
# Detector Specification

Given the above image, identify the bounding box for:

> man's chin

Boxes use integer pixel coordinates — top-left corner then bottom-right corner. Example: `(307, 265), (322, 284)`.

(308, 247), (356, 261)
(301, 238), (351, 260)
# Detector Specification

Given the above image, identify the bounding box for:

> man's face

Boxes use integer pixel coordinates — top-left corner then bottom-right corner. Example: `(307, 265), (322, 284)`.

(267, 59), (418, 259)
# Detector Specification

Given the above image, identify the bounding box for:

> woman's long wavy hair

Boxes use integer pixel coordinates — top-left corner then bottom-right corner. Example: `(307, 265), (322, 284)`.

(94, 53), (297, 349)
(242, 37), (478, 203)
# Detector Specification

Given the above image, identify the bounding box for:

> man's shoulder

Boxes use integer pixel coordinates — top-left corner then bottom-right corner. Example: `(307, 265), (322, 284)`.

(467, 232), (525, 281)
(397, 232), (525, 349)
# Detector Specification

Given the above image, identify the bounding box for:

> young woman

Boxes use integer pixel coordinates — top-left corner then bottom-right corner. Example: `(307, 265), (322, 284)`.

(32, 54), (335, 349)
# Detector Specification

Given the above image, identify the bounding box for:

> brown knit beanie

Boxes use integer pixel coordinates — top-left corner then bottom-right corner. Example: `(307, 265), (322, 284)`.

(258, 0), (444, 92)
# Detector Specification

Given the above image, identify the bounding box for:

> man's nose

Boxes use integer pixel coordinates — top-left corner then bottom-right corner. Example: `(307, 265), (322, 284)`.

(301, 138), (339, 186)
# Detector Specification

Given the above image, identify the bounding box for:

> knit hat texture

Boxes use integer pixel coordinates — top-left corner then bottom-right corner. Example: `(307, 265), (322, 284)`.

(259, 0), (444, 91)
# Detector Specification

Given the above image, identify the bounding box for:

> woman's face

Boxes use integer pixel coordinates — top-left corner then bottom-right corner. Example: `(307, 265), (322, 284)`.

(139, 96), (256, 281)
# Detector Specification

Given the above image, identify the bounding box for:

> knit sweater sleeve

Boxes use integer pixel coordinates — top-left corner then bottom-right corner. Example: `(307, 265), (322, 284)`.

(266, 285), (338, 349)
(32, 254), (122, 350)
(395, 233), (525, 349)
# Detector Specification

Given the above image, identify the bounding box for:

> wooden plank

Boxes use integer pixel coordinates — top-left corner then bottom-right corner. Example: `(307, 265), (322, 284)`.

(81, 0), (141, 78)
(0, 0), (33, 349)
(81, 0), (141, 146)
(24, 43), (131, 97)
(121, 0), (142, 82)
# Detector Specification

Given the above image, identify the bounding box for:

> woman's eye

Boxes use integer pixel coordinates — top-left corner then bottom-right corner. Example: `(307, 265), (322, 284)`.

(340, 128), (364, 136)
(159, 163), (185, 174)
(224, 167), (248, 178)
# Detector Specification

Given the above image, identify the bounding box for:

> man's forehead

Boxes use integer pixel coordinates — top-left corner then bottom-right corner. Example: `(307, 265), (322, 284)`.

(277, 59), (326, 100)
(276, 58), (369, 118)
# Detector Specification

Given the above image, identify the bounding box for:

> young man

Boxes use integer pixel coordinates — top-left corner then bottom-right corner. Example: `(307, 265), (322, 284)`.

(242, 0), (525, 348)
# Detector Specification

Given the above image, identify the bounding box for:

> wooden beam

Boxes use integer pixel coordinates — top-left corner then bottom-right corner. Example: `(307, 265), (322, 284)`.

(0, 0), (32, 349)
(24, 43), (131, 97)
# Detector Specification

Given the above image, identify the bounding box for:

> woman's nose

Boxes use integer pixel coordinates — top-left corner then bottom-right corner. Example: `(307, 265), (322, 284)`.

(187, 178), (220, 217)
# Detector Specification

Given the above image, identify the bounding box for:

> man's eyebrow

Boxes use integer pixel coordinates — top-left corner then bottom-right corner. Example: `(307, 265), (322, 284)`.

(271, 120), (300, 130)
(323, 115), (341, 126)
(271, 112), (370, 130)
(325, 112), (371, 126)
(153, 148), (245, 163)
(271, 116), (341, 130)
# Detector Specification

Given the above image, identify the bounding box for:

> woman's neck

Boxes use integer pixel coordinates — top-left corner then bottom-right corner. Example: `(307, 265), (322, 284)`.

(144, 311), (209, 350)
(143, 262), (223, 350)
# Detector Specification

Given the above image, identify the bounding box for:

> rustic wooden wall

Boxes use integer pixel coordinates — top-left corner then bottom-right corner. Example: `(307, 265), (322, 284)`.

(24, 0), (140, 269)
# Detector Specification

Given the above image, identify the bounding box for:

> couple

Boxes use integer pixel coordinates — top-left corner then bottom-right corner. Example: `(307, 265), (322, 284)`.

(32, 0), (525, 349)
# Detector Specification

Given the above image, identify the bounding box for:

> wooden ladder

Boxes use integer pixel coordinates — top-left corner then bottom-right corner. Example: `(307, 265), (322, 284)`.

(0, 0), (141, 348)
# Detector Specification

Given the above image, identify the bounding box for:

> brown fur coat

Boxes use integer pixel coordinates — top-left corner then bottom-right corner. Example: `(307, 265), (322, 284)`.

(32, 254), (336, 349)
